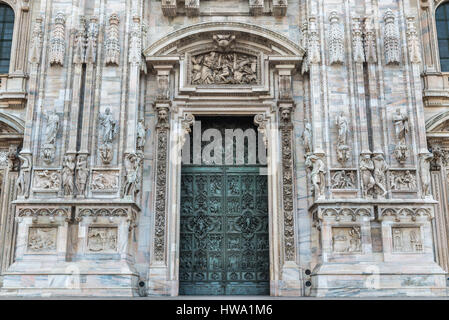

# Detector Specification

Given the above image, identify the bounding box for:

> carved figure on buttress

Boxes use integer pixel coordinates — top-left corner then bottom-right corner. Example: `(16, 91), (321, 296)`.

(76, 155), (89, 197)
(302, 122), (313, 155)
(61, 155), (75, 196)
(16, 154), (31, 198)
(360, 154), (375, 198)
(306, 154), (326, 198)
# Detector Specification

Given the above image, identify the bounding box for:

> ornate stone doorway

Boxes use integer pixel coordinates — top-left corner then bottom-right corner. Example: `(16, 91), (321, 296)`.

(178, 117), (270, 295)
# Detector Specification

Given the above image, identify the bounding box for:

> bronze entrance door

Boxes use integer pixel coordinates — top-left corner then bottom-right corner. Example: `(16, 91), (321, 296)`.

(179, 165), (270, 295)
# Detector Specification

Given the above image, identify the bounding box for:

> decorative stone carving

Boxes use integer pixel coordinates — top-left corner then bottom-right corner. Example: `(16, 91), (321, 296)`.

(16, 154), (31, 198)
(49, 12), (66, 66)
(254, 114), (269, 147)
(186, 0), (200, 16)
(390, 170), (417, 191)
(332, 227), (362, 253)
(393, 109), (410, 164)
(191, 51), (258, 85)
(129, 16), (142, 67)
(136, 119), (147, 151)
(406, 16), (421, 64)
(383, 9), (401, 65)
(380, 207), (433, 222)
(154, 105), (170, 261)
(302, 122), (313, 156)
(7, 145), (17, 170)
(373, 154), (388, 197)
(321, 207), (372, 222)
(0, 150), (8, 168)
(364, 18), (377, 63)
(181, 113), (195, 147)
(41, 111), (60, 164)
(85, 17), (99, 64)
(33, 170), (61, 191)
(352, 17), (365, 63)
(392, 227), (423, 253)
(360, 154), (375, 198)
(420, 153), (433, 199)
(76, 155), (89, 197)
(87, 227), (117, 252)
(76, 207), (135, 222)
(98, 108), (119, 164)
(28, 227), (57, 252)
(73, 17), (86, 65)
(105, 13), (120, 66)
(18, 207), (71, 221)
(156, 73), (170, 101)
(29, 16), (44, 64)
(328, 12), (344, 65)
(91, 170), (119, 192)
(161, 0), (177, 17)
(335, 112), (350, 164)
(308, 17), (321, 64)
(301, 23), (310, 74)
(306, 154), (326, 198)
(213, 34), (236, 52)
(61, 155), (75, 196)
(123, 152), (143, 199)
(331, 170), (356, 189)
(279, 72), (292, 100)
(273, 0), (287, 17)
(249, 0), (264, 16)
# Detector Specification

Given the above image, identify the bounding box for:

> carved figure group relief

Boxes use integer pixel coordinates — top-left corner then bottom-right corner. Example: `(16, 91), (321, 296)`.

(98, 108), (119, 164)
(331, 170), (356, 189)
(359, 154), (388, 198)
(390, 170), (417, 191)
(392, 227), (423, 253)
(332, 227), (362, 253)
(191, 51), (257, 85)
(28, 227), (57, 252)
(41, 111), (60, 164)
(91, 170), (119, 192)
(393, 109), (410, 164)
(87, 227), (117, 252)
(33, 170), (61, 191)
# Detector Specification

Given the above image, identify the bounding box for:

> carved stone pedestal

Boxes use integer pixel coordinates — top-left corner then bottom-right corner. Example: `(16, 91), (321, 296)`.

(1, 202), (140, 297)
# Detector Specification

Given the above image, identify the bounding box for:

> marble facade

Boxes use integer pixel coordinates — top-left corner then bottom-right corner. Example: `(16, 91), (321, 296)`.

(0, 0), (448, 297)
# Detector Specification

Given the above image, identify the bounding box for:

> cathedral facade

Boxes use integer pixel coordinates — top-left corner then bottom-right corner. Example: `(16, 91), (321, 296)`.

(0, 0), (448, 297)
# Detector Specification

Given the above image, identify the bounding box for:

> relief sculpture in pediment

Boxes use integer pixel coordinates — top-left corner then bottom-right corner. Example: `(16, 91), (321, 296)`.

(191, 51), (258, 85)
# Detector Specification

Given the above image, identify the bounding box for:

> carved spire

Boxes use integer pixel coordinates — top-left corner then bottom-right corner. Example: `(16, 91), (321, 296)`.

(49, 12), (66, 66)
(328, 11), (345, 65)
(383, 9), (401, 65)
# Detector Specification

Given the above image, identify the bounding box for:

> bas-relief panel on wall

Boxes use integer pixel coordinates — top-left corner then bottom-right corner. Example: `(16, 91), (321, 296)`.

(87, 227), (118, 253)
(27, 227), (57, 253)
(332, 227), (362, 253)
(392, 227), (423, 253)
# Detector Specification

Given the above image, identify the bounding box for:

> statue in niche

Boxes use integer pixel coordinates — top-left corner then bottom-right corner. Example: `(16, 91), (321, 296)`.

(302, 122), (313, 156)
(373, 154), (388, 197)
(360, 154), (375, 198)
(136, 119), (147, 151)
(75, 155), (89, 197)
(41, 111), (60, 164)
(393, 108), (410, 163)
(123, 152), (143, 198)
(336, 112), (350, 164)
(306, 154), (326, 198)
(98, 108), (118, 164)
(16, 154), (31, 198)
(61, 155), (75, 196)
(420, 153), (433, 199)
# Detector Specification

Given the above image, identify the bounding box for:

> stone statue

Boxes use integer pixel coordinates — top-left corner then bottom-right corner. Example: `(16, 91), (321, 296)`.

(393, 109), (410, 163)
(373, 154), (388, 197)
(302, 122), (312, 155)
(99, 108), (118, 164)
(16, 154), (31, 198)
(136, 119), (147, 150)
(61, 155), (75, 196)
(360, 154), (375, 198)
(420, 153), (433, 199)
(75, 155), (89, 197)
(306, 154), (326, 198)
(336, 112), (350, 164)
(123, 152), (143, 198)
(42, 111), (60, 163)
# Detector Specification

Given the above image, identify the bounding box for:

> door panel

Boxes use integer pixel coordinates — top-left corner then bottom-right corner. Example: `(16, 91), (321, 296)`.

(179, 166), (269, 296)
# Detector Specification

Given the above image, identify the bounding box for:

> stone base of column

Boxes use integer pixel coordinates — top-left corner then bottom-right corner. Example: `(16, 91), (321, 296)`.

(1, 260), (139, 297)
(311, 262), (447, 297)
(146, 265), (177, 296)
(271, 262), (304, 296)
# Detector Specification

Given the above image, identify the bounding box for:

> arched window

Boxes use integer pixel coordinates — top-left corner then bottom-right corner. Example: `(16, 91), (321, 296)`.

(0, 4), (14, 74)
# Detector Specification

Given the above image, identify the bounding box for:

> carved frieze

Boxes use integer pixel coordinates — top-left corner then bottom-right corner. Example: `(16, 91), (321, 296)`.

(383, 9), (401, 65)
(105, 13), (120, 66)
(190, 51), (258, 85)
(320, 207), (372, 222)
(91, 170), (119, 192)
(389, 170), (417, 191)
(331, 170), (356, 190)
(17, 207), (71, 221)
(33, 169), (61, 191)
(392, 227), (423, 253)
(332, 227), (362, 253)
(49, 12), (66, 66)
(87, 227), (118, 252)
(28, 227), (57, 252)
(328, 12), (345, 65)
(76, 207), (136, 223)
(380, 207), (433, 222)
